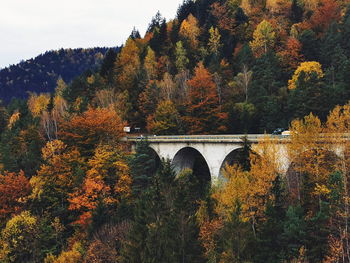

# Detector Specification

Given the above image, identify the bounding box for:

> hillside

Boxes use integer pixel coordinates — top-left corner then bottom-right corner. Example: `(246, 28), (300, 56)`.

(1, 0), (350, 262)
(53, 0), (350, 134)
(0, 47), (118, 103)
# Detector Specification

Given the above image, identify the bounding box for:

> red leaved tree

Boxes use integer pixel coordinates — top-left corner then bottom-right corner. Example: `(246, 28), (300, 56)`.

(59, 107), (126, 156)
(0, 170), (30, 220)
(183, 62), (227, 134)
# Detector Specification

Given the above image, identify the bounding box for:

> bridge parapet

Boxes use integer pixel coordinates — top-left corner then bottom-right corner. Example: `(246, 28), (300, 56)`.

(124, 134), (349, 182)
(125, 134), (290, 143)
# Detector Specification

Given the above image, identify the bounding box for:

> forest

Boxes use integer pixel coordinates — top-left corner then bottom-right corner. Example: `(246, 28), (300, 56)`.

(1, 0), (350, 261)
(0, 47), (115, 103)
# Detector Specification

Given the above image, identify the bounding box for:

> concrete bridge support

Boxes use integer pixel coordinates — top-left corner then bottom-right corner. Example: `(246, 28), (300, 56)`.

(128, 135), (343, 183)
(149, 142), (245, 182)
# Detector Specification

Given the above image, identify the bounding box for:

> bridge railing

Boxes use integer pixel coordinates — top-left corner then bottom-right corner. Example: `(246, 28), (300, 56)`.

(123, 133), (350, 145)
(124, 134), (291, 143)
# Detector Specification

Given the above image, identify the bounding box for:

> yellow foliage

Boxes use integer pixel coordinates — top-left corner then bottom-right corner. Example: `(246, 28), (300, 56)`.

(214, 135), (281, 227)
(147, 100), (180, 135)
(114, 38), (141, 90)
(0, 211), (38, 262)
(250, 20), (276, 57)
(41, 139), (66, 160)
(51, 242), (83, 263)
(29, 175), (46, 200)
(27, 93), (50, 117)
(288, 61), (324, 90)
(303, 0), (321, 11)
(179, 14), (200, 48)
(266, 0), (291, 14)
(53, 95), (68, 119)
(87, 75), (95, 84)
(214, 164), (251, 221)
(55, 78), (67, 97)
(31, 140), (84, 207)
(248, 136), (281, 216)
(326, 102), (350, 133)
(68, 144), (131, 226)
(144, 47), (157, 79)
(289, 112), (322, 151)
(314, 183), (331, 197)
(208, 26), (222, 54)
(94, 89), (117, 109)
(7, 110), (20, 129)
(286, 113), (342, 205)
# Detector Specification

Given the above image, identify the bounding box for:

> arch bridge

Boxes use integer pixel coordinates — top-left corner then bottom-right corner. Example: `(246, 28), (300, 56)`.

(126, 135), (293, 182)
(126, 133), (350, 182)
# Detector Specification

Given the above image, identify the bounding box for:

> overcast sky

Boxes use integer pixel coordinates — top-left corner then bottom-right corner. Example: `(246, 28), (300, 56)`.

(0, 0), (184, 69)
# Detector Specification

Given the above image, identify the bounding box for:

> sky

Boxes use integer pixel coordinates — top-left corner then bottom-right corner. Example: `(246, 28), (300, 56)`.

(0, 0), (184, 69)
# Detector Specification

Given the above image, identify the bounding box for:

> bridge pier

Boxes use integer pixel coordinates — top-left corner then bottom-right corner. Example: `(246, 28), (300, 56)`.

(148, 140), (246, 181)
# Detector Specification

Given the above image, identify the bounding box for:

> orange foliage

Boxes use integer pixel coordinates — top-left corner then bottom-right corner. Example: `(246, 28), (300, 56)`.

(199, 218), (223, 259)
(211, 2), (239, 35)
(59, 107), (126, 155)
(310, 0), (341, 33)
(323, 234), (343, 263)
(143, 32), (154, 43)
(69, 177), (107, 226)
(233, 42), (244, 57)
(7, 110), (20, 129)
(184, 62), (227, 134)
(32, 140), (84, 200)
(278, 37), (304, 70)
(0, 170), (30, 219)
(68, 145), (132, 226)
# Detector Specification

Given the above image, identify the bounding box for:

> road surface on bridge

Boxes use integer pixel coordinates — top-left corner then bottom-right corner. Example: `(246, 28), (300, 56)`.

(125, 134), (290, 143)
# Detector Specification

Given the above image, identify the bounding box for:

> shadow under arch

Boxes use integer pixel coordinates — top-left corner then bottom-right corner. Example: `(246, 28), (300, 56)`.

(171, 147), (211, 184)
(147, 146), (161, 175)
(286, 149), (340, 202)
(219, 147), (258, 180)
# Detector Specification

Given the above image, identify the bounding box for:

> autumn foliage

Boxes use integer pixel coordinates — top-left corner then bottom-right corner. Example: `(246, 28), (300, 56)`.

(288, 61), (324, 89)
(310, 0), (341, 33)
(68, 145), (131, 226)
(184, 62), (227, 134)
(31, 139), (84, 201)
(59, 107), (126, 154)
(279, 37), (304, 70)
(0, 171), (30, 220)
(2, 0), (350, 261)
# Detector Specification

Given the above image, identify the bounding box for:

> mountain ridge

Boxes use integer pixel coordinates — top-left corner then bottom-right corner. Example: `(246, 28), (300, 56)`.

(0, 47), (119, 103)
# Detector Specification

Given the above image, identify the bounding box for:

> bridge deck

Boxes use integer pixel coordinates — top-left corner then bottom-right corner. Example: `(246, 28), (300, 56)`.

(125, 134), (290, 143)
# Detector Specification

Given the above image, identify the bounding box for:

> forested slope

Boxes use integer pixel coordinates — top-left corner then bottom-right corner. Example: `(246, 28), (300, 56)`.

(1, 0), (350, 262)
(0, 47), (118, 103)
(50, 0), (350, 134)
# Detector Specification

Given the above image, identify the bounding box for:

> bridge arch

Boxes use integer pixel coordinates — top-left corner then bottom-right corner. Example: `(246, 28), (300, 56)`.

(218, 147), (244, 180)
(147, 146), (161, 174)
(218, 148), (261, 180)
(172, 147), (211, 183)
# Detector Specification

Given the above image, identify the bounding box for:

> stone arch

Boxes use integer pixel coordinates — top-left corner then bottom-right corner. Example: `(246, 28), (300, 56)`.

(218, 147), (260, 180)
(219, 147), (244, 180)
(172, 147), (211, 183)
(147, 146), (161, 174)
